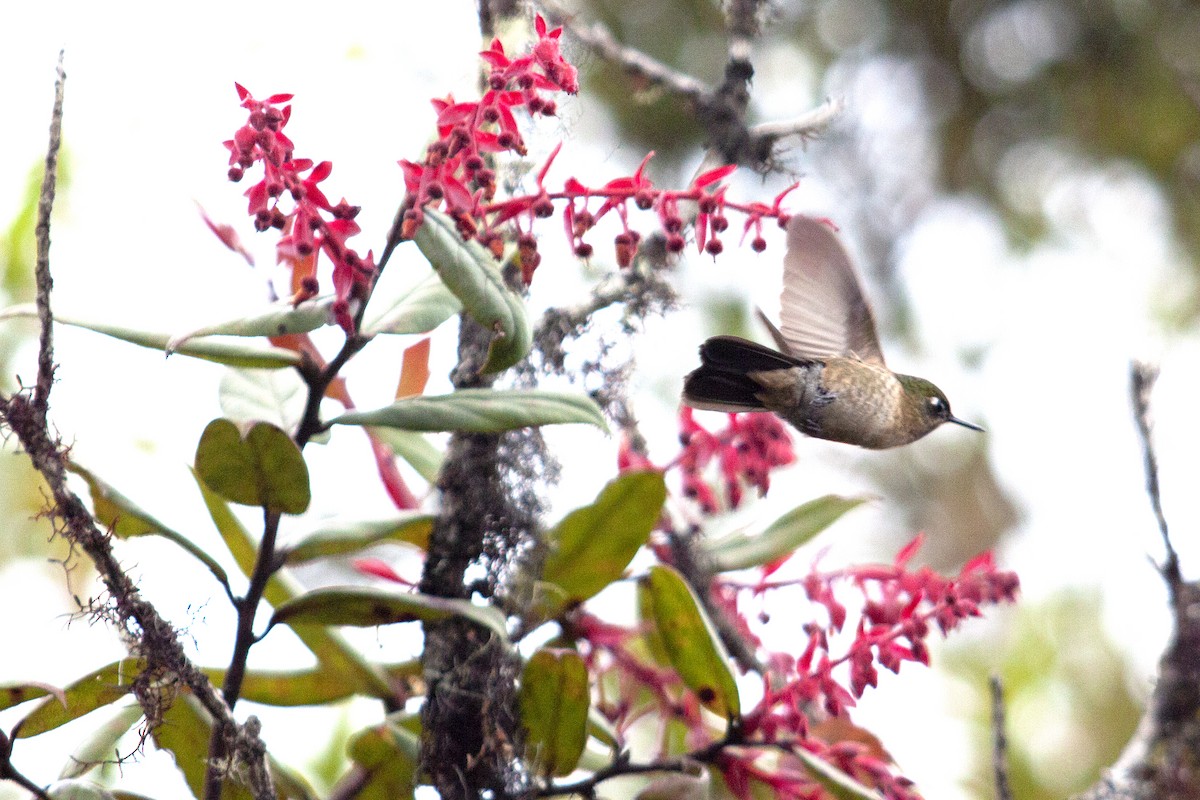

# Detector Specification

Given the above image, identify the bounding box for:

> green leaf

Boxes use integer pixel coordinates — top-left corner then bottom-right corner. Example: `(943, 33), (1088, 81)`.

(792, 748), (880, 800)
(200, 666), (359, 707)
(152, 693), (316, 800)
(542, 471), (666, 608)
(0, 681), (65, 713)
(194, 419), (311, 514)
(0, 304), (301, 368)
(347, 720), (420, 800)
(16, 660), (143, 738)
(67, 462), (230, 590)
(270, 586), (509, 641)
(519, 649), (590, 777)
(332, 389), (607, 433)
(282, 514), (435, 564)
(192, 472), (395, 700)
(166, 296), (335, 353)
(218, 367), (308, 434)
(638, 566), (740, 720)
(149, 693), (232, 800)
(707, 495), (869, 573)
(362, 268), (462, 337)
(59, 703), (143, 779)
(367, 427), (444, 483)
(412, 207), (530, 372)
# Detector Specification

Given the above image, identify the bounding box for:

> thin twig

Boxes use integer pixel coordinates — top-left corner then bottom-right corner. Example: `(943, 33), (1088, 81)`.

(0, 730), (51, 800)
(989, 674), (1013, 800)
(538, 0), (708, 101)
(1, 56), (275, 800)
(748, 97), (846, 145)
(1129, 361), (1180, 589)
(32, 52), (65, 420)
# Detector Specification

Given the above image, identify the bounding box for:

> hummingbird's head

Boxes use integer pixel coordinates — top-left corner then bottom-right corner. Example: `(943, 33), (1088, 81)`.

(897, 375), (985, 439)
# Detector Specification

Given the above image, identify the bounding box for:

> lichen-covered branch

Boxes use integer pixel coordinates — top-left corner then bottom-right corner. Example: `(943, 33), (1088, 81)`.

(1071, 363), (1200, 800)
(0, 55), (274, 800)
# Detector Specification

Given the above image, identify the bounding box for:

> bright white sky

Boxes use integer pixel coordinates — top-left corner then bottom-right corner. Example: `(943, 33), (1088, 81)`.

(3, 2), (1199, 799)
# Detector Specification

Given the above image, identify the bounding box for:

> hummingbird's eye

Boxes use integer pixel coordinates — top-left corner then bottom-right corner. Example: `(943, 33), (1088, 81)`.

(927, 396), (947, 417)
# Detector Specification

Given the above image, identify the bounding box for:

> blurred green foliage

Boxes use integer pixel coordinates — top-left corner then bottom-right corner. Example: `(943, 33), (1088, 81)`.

(946, 591), (1143, 799)
(0, 155), (72, 567)
(578, 0), (1200, 324)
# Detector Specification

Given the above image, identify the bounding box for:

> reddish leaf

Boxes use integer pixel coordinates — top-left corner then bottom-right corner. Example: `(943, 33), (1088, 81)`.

(396, 338), (431, 400)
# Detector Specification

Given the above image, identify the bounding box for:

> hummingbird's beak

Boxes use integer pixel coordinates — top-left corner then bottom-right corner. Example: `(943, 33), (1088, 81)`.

(948, 416), (985, 433)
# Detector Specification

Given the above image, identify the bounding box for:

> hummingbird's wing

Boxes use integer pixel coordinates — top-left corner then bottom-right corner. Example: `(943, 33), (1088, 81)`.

(778, 215), (886, 367)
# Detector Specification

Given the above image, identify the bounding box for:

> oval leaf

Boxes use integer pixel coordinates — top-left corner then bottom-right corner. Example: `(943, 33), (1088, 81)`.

(413, 208), (531, 372)
(282, 514), (436, 564)
(542, 471), (666, 609)
(638, 566), (740, 719)
(332, 389), (607, 433)
(362, 268), (463, 337)
(707, 495), (869, 573)
(16, 660), (143, 738)
(0, 681), (66, 713)
(270, 586), (508, 641)
(0, 304), (301, 368)
(194, 419), (311, 514)
(520, 649), (590, 777)
(167, 296), (335, 353)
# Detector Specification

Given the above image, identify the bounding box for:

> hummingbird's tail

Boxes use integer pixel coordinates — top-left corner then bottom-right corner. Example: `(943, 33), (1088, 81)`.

(682, 336), (807, 413)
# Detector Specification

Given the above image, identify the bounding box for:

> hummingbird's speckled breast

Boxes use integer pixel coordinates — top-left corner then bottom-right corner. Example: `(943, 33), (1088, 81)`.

(748, 357), (913, 449)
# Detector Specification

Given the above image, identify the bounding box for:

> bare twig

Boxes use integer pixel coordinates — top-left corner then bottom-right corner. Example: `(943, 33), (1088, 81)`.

(1073, 363), (1200, 799)
(1129, 362), (1180, 588)
(748, 97), (847, 147)
(0, 730), (50, 800)
(989, 675), (1013, 800)
(31, 53), (65, 420)
(0, 55), (275, 800)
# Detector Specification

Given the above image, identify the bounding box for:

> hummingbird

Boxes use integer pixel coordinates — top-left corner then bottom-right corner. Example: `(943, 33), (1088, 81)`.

(682, 215), (983, 449)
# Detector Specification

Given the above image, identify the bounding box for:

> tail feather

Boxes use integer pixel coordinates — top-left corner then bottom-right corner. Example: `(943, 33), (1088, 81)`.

(682, 336), (807, 412)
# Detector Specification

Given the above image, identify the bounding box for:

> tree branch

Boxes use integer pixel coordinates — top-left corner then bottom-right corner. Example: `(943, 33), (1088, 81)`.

(0, 54), (275, 800)
(990, 675), (1013, 800)
(1072, 363), (1200, 800)
(537, 0), (841, 172)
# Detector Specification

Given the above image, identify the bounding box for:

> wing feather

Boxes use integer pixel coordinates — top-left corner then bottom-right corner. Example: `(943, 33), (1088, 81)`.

(778, 215), (886, 366)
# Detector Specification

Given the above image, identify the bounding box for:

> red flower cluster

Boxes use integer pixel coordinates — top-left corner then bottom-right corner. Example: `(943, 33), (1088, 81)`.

(391, 16), (799, 283)
(674, 407), (797, 512)
(539, 536), (1017, 800)
(224, 84), (372, 333)
(717, 535), (1018, 798)
(397, 15), (579, 267)
(747, 535), (1019, 722)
